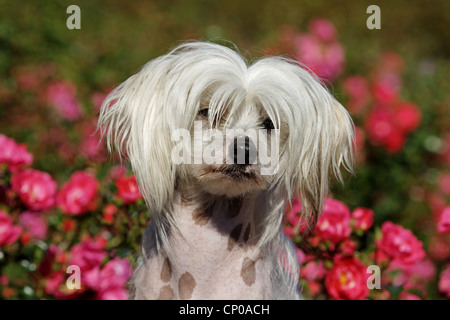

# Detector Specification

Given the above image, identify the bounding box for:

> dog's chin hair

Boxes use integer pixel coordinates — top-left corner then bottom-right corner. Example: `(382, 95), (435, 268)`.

(197, 173), (267, 197)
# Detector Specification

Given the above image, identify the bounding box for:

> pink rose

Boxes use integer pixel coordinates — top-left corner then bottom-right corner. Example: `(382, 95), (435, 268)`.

(386, 259), (435, 295)
(11, 169), (57, 211)
(309, 18), (337, 42)
(377, 221), (426, 265)
(438, 207), (450, 234)
(394, 102), (421, 133)
(399, 292), (421, 300)
(296, 34), (345, 82)
(438, 264), (450, 299)
(284, 197), (310, 235)
(301, 260), (327, 281)
(314, 199), (351, 244)
(57, 171), (99, 215)
(115, 175), (142, 204)
(0, 210), (22, 247)
(97, 257), (132, 300)
(366, 106), (406, 153)
(69, 239), (107, 289)
(351, 207), (374, 231)
(342, 76), (371, 114)
(372, 80), (399, 104)
(109, 165), (128, 180)
(78, 120), (106, 163)
(0, 134), (33, 172)
(97, 287), (129, 300)
(325, 257), (369, 300)
(340, 239), (357, 256)
(46, 81), (82, 121)
(18, 211), (48, 240)
(44, 271), (64, 295)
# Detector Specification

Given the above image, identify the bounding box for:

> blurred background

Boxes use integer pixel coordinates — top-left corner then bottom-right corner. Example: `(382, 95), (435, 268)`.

(0, 0), (449, 299)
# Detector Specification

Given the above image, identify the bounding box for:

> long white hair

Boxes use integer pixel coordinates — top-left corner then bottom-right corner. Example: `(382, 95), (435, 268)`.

(98, 41), (354, 299)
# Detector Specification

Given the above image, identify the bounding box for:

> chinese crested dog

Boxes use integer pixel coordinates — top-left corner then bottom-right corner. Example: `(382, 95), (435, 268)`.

(98, 41), (354, 299)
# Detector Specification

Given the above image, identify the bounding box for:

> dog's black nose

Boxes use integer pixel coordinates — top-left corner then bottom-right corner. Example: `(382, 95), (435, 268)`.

(231, 136), (257, 165)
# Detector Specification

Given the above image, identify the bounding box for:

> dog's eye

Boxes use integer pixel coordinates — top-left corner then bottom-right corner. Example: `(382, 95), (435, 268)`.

(263, 118), (274, 130)
(199, 108), (209, 118)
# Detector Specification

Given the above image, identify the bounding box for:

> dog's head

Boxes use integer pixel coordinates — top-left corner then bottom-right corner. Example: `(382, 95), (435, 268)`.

(98, 42), (354, 226)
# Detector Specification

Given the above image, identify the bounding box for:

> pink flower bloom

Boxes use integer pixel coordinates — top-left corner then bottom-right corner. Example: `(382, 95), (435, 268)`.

(44, 271), (64, 295)
(325, 257), (369, 300)
(377, 221), (426, 265)
(438, 264), (450, 298)
(0, 210), (22, 247)
(372, 80), (399, 104)
(285, 197), (309, 235)
(342, 76), (371, 114)
(309, 18), (337, 42)
(387, 259), (435, 294)
(314, 199), (351, 244)
(394, 102), (421, 133)
(295, 34), (344, 82)
(366, 106), (406, 153)
(57, 171), (99, 215)
(115, 175), (142, 204)
(46, 81), (83, 121)
(69, 239), (107, 289)
(92, 91), (108, 111)
(11, 169), (57, 211)
(97, 257), (132, 300)
(97, 287), (129, 300)
(109, 165), (128, 180)
(399, 292), (421, 300)
(351, 207), (374, 231)
(301, 260), (327, 281)
(340, 239), (357, 256)
(438, 207), (450, 234)
(18, 211), (48, 240)
(0, 134), (33, 172)
(102, 204), (118, 224)
(78, 120), (106, 163)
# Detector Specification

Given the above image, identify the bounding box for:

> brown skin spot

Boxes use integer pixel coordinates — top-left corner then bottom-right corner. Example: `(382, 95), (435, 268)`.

(192, 206), (213, 226)
(157, 285), (174, 300)
(227, 198), (243, 219)
(243, 224), (251, 243)
(227, 223), (243, 251)
(178, 272), (196, 299)
(160, 258), (172, 283)
(241, 258), (256, 286)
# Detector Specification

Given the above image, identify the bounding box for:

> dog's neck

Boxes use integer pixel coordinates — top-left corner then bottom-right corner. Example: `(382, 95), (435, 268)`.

(131, 186), (272, 299)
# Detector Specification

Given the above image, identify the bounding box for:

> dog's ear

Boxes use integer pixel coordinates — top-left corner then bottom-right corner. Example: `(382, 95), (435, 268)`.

(293, 95), (354, 232)
(98, 59), (177, 214)
(274, 63), (355, 232)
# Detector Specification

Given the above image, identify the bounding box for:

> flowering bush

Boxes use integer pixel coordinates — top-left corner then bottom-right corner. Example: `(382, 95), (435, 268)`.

(0, 7), (449, 300)
(0, 133), (148, 299)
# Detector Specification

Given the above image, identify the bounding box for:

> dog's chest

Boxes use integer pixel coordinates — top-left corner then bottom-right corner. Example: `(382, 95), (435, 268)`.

(131, 200), (271, 299)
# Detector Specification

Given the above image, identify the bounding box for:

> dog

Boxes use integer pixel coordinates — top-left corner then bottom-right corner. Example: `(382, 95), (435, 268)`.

(98, 41), (354, 299)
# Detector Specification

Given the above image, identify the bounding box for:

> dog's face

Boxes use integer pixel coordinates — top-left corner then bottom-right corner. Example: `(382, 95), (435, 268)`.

(184, 98), (288, 197)
(98, 42), (354, 221)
